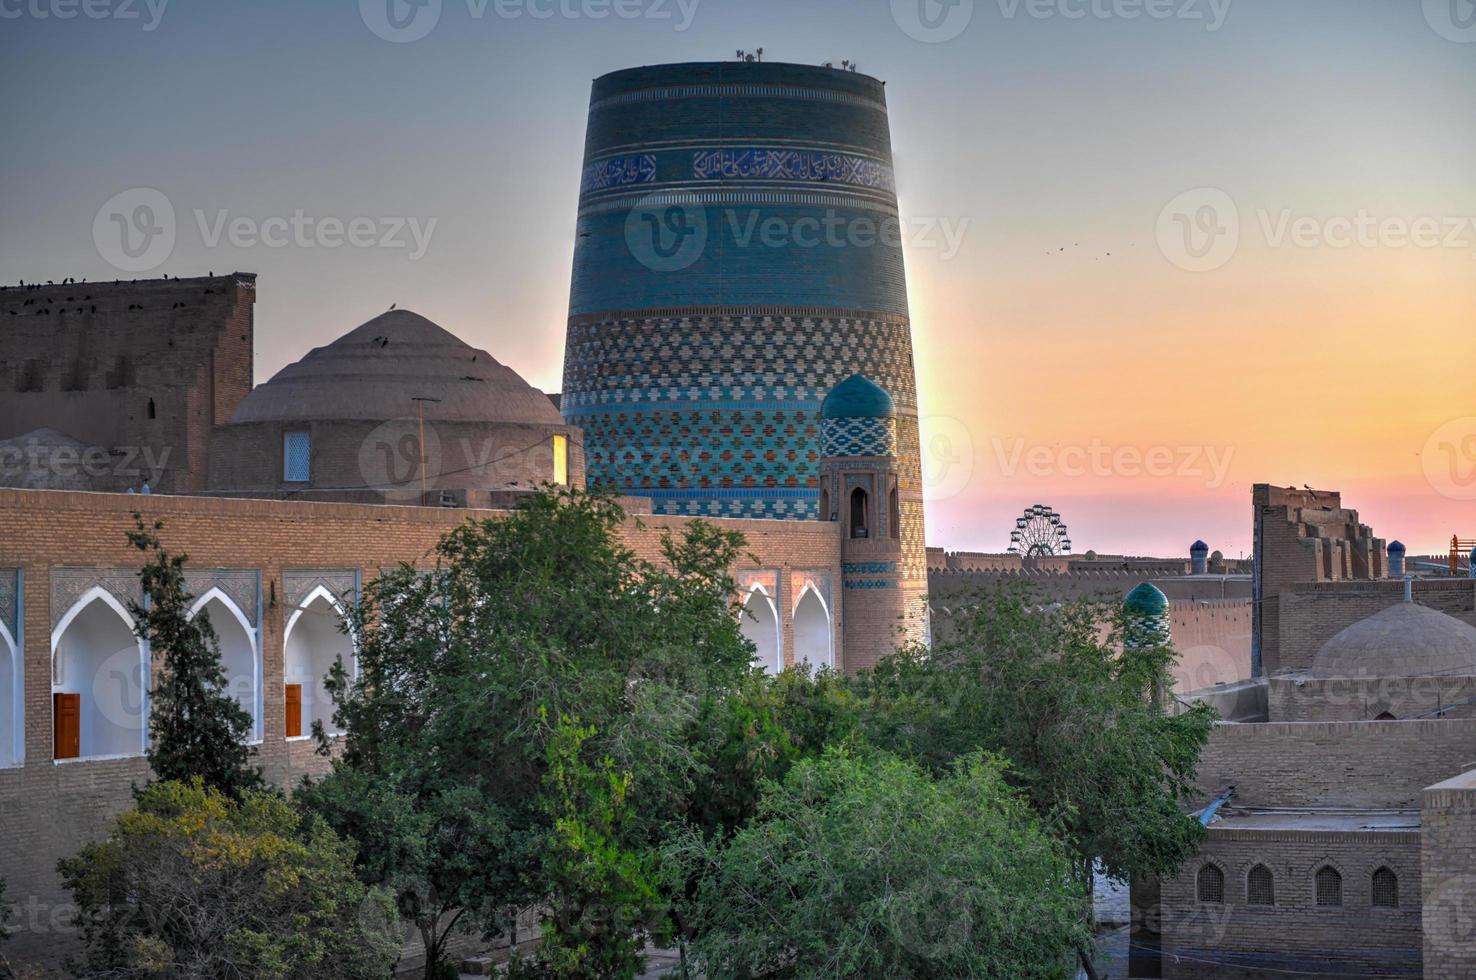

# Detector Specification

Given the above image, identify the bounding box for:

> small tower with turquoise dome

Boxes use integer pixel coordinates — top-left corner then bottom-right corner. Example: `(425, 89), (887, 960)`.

(1123, 582), (1173, 652)
(820, 375), (926, 671)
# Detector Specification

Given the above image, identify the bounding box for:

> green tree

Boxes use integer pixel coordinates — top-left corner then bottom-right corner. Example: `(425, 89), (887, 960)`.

(852, 587), (1216, 978)
(674, 749), (1086, 979)
(537, 715), (663, 980)
(128, 518), (261, 798)
(58, 779), (399, 980)
(300, 488), (755, 979)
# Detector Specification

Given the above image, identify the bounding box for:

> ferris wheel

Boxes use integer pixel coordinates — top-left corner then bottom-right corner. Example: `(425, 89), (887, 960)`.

(1008, 504), (1072, 557)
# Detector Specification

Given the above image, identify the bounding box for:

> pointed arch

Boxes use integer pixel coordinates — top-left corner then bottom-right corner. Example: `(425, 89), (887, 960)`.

(282, 585), (355, 740)
(792, 583), (833, 670)
(50, 586), (147, 761)
(0, 617), (19, 768)
(188, 588), (261, 743)
(740, 584), (782, 675)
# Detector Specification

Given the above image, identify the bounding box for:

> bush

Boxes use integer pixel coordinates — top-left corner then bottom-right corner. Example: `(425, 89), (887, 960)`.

(59, 779), (400, 979)
(675, 749), (1086, 979)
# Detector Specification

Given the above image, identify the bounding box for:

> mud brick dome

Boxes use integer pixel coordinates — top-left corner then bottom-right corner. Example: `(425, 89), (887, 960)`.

(209, 310), (580, 502)
(560, 60), (924, 562)
(1311, 600), (1476, 679)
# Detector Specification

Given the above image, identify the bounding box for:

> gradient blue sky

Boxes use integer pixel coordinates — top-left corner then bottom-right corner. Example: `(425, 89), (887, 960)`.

(3, 0), (1473, 556)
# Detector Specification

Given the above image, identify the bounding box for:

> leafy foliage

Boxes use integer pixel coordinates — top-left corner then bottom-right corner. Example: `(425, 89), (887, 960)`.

(537, 715), (664, 979)
(851, 586), (1217, 974)
(58, 779), (399, 980)
(300, 488), (755, 978)
(674, 749), (1086, 979)
(128, 518), (261, 798)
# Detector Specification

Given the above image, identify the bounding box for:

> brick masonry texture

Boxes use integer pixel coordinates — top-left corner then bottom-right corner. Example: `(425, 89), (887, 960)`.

(1160, 829), (1422, 978)
(1421, 770), (1476, 977)
(0, 274), (256, 493)
(0, 486), (867, 970)
(1193, 719), (1476, 809)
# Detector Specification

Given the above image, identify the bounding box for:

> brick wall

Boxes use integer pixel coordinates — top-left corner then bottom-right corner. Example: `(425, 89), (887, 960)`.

(1421, 769), (1476, 978)
(1159, 827), (1422, 978)
(1274, 580), (1476, 675)
(1252, 485), (1387, 677)
(1194, 719), (1476, 809)
(0, 274), (256, 493)
(1268, 676), (1476, 723)
(0, 486), (850, 970)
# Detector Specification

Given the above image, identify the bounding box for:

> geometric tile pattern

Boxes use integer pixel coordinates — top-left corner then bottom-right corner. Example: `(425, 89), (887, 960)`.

(50, 567), (142, 630)
(184, 569), (261, 628)
(283, 569), (358, 612)
(821, 416), (896, 458)
(563, 310), (921, 523)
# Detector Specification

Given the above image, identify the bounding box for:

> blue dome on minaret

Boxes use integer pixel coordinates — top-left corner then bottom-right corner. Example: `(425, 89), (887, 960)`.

(822, 374), (895, 420)
(1123, 583), (1172, 650)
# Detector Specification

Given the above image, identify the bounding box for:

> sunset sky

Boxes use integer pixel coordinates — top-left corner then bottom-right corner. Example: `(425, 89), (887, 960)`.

(2, 0), (1472, 557)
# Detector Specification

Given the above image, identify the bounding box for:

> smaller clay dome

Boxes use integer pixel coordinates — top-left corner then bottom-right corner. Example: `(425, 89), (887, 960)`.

(821, 375), (894, 420)
(1311, 601), (1476, 679)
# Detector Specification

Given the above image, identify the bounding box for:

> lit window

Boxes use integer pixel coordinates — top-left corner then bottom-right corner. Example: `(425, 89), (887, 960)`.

(1315, 866), (1342, 907)
(1372, 868), (1398, 908)
(1247, 865), (1275, 906)
(552, 434), (569, 486)
(1197, 865), (1224, 904)
(283, 431), (310, 483)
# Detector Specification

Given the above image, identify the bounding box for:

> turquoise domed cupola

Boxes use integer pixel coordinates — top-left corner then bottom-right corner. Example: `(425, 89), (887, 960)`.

(1123, 582), (1172, 651)
(821, 375), (897, 459)
(821, 374), (895, 420)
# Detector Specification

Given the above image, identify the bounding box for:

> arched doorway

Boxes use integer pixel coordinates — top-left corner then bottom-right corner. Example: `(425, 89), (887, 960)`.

(0, 619), (19, 768)
(282, 588), (354, 739)
(51, 589), (147, 760)
(740, 586), (782, 674)
(189, 591), (261, 742)
(793, 585), (833, 669)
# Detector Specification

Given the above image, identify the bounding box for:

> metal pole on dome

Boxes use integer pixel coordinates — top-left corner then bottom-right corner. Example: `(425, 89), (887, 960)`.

(411, 397), (441, 504)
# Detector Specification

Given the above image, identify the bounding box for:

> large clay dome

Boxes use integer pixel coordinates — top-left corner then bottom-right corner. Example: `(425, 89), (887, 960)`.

(230, 310), (562, 426)
(1311, 600), (1476, 679)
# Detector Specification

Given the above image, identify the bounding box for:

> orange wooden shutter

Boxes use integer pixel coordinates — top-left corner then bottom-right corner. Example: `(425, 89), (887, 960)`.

(54, 693), (81, 760)
(285, 684), (303, 738)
